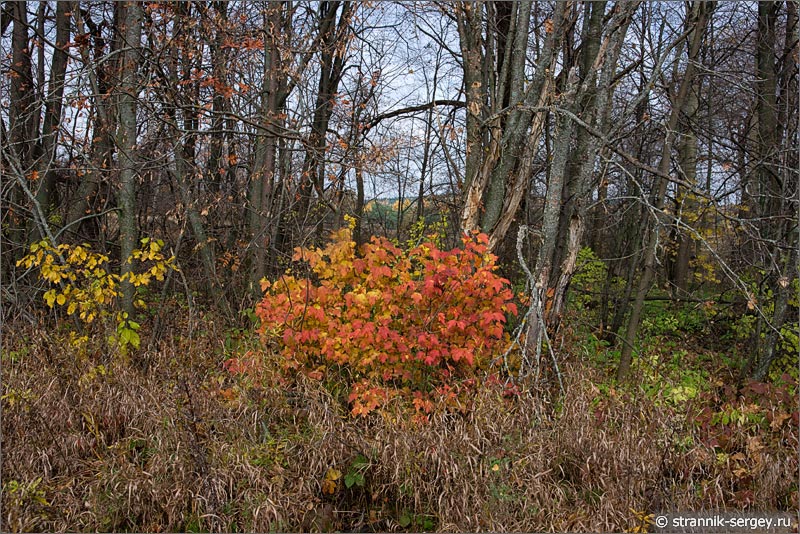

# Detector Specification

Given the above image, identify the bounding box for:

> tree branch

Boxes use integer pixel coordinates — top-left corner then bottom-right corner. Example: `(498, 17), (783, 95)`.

(365, 99), (465, 131)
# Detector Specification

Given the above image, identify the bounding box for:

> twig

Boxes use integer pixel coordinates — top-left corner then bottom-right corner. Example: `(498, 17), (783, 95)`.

(495, 225), (564, 396)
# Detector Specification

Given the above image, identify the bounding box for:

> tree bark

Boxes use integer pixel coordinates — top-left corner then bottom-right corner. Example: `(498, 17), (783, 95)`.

(297, 1), (354, 220)
(459, 0), (567, 249)
(755, 1), (781, 229)
(205, 1), (231, 193)
(65, 3), (119, 244)
(4, 0), (36, 271)
(671, 76), (700, 294)
(524, 74), (578, 356)
(8, 1), (36, 167)
(533, 2), (638, 339)
(750, 0), (798, 380)
(116, 0), (143, 314)
(248, 3), (286, 293)
(32, 1), (70, 236)
(547, 1), (629, 325)
(752, 246), (797, 381)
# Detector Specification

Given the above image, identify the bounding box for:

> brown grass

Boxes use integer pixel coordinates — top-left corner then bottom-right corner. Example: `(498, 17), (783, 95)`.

(2, 316), (797, 532)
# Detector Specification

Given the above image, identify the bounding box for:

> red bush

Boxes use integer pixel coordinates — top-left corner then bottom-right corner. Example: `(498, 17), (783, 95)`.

(255, 227), (516, 416)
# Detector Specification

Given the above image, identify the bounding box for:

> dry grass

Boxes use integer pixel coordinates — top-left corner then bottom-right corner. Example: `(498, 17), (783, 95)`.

(2, 316), (797, 532)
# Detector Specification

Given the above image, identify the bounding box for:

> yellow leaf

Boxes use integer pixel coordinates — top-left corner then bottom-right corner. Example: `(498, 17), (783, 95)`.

(44, 290), (56, 307)
(56, 293), (66, 306)
(321, 478), (337, 495)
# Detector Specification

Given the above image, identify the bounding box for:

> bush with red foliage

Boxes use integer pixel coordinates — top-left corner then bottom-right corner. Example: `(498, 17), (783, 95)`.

(254, 227), (517, 416)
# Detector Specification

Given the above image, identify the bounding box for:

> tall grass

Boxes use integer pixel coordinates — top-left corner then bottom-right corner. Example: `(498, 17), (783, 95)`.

(2, 315), (796, 532)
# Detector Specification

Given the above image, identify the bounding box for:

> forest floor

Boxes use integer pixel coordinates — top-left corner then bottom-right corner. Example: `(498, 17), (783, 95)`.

(2, 298), (797, 533)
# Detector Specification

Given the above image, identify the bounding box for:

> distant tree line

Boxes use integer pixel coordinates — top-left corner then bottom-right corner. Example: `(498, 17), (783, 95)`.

(2, 1), (797, 380)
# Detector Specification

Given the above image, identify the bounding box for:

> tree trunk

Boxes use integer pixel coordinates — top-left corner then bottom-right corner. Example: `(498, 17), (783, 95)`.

(116, 0), (142, 314)
(456, 1), (487, 229)
(524, 77), (578, 356)
(297, 1), (353, 222)
(547, 1), (635, 326)
(459, 0), (565, 246)
(755, 1), (781, 230)
(157, 2), (229, 316)
(671, 77), (700, 294)
(8, 1), (36, 167)
(750, 0), (798, 380)
(248, 4), (285, 293)
(538, 2), (638, 334)
(479, 0), (533, 234)
(752, 246), (797, 381)
(206, 1), (230, 193)
(65, 4), (119, 244)
(618, 2), (711, 380)
(460, 0), (569, 251)
(6, 0), (36, 259)
(32, 1), (70, 236)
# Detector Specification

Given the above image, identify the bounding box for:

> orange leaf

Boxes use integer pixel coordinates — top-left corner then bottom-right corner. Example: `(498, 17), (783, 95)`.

(322, 479), (337, 495)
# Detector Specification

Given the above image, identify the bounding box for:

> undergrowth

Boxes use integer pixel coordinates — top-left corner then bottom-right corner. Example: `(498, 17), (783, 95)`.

(2, 304), (797, 532)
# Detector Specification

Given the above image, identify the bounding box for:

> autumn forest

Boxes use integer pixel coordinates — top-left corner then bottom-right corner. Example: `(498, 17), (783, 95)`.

(1, 1), (798, 532)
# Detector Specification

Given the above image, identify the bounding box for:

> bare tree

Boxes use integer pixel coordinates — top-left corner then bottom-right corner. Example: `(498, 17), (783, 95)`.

(618, 2), (713, 380)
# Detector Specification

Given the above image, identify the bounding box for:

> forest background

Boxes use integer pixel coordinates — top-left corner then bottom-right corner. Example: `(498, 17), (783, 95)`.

(1, 1), (798, 532)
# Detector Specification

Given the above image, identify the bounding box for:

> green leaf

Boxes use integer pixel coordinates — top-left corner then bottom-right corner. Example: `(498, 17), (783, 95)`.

(129, 330), (141, 349)
(398, 513), (411, 528)
(119, 328), (132, 346)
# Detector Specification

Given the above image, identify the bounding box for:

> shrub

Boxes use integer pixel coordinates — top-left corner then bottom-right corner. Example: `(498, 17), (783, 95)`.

(17, 238), (176, 355)
(255, 225), (516, 417)
(569, 247), (607, 311)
